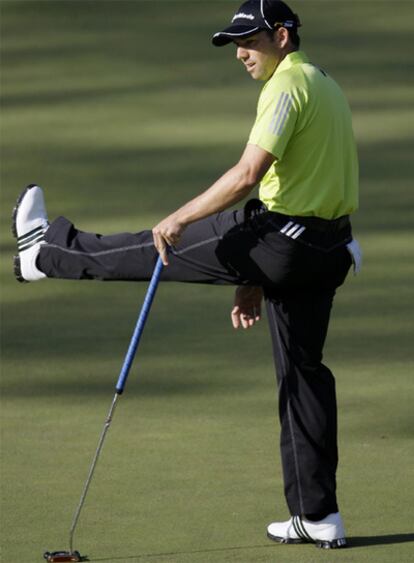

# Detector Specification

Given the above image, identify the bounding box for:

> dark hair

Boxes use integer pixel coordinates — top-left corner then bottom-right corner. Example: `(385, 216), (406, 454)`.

(266, 26), (301, 48)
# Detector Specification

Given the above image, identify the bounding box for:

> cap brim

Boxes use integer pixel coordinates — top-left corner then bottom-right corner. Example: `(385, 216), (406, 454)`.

(212, 24), (262, 47)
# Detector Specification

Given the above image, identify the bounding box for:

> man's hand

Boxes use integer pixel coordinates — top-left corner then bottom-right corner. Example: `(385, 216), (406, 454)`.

(152, 213), (186, 265)
(231, 286), (263, 329)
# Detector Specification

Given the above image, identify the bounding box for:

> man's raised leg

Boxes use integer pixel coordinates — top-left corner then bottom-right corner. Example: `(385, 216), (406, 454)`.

(13, 184), (268, 286)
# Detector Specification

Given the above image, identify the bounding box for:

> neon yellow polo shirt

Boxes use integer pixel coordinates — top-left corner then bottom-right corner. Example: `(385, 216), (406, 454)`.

(248, 51), (358, 219)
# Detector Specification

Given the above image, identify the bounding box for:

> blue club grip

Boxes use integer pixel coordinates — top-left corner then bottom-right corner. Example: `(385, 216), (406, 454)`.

(115, 256), (164, 394)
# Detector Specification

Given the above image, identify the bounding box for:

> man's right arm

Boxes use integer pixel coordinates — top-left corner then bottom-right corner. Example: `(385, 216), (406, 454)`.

(152, 144), (275, 264)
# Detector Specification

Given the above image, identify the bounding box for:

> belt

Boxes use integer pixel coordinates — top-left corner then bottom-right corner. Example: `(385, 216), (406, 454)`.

(288, 214), (350, 232)
(244, 200), (351, 234)
(268, 211), (352, 251)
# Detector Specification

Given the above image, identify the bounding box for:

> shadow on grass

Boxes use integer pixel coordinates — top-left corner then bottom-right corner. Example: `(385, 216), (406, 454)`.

(1, 378), (256, 399)
(90, 533), (414, 561)
(347, 533), (414, 548)
(2, 2), (412, 101)
(2, 138), (413, 236)
(92, 543), (274, 562)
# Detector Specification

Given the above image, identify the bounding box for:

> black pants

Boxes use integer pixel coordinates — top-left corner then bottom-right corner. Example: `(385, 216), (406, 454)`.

(38, 201), (352, 518)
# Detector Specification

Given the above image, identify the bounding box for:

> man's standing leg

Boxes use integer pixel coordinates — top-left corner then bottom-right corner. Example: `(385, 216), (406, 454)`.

(265, 286), (347, 548)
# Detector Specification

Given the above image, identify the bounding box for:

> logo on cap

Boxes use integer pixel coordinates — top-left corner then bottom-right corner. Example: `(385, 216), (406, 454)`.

(232, 12), (255, 22)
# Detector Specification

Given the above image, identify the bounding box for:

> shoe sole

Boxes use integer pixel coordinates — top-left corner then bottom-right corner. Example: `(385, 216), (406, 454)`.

(13, 255), (26, 283)
(11, 184), (38, 239)
(267, 532), (347, 549)
(267, 532), (305, 545)
(315, 538), (347, 549)
(11, 184), (38, 283)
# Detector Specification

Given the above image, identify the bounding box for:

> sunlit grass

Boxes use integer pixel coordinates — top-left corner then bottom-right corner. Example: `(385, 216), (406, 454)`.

(1, 1), (414, 562)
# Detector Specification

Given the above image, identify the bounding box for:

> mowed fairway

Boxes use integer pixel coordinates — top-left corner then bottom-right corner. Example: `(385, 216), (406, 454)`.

(1, 1), (414, 562)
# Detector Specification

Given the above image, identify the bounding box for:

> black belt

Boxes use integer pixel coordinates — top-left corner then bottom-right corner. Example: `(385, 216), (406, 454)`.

(288, 214), (350, 232)
(244, 200), (350, 234)
(268, 211), (352, 251)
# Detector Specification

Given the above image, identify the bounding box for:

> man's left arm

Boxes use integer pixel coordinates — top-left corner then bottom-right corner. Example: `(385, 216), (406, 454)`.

(152, 143), (275, 264)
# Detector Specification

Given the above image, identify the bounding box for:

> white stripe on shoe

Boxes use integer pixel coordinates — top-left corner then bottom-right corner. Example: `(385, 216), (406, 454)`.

(293, 516), (314, 542)
(18, 227), (48, 251)
(18, 233), (46, 252)
(17, 224), (46, 242)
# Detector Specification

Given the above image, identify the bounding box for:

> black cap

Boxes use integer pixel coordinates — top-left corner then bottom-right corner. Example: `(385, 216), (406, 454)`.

(212, 0), (301, 47)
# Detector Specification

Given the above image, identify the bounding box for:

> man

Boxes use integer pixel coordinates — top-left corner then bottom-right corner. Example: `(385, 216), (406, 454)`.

(13, 0), (361, 549)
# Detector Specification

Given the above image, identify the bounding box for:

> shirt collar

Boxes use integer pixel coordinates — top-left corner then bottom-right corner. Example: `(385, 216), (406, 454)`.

(273, 50), (309, 76)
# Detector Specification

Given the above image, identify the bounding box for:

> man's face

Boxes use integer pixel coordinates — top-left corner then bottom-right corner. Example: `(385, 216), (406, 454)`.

(234, 31), (283, 81)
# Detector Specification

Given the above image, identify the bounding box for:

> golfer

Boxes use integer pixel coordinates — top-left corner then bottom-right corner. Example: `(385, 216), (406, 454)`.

(13, 0), (361, 549)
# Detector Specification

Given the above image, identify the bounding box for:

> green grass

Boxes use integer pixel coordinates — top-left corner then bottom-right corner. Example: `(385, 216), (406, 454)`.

(1, 1), (414, 562)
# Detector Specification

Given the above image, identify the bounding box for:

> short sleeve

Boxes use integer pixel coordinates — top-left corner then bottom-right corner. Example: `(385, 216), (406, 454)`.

(248, 88), (298, 160)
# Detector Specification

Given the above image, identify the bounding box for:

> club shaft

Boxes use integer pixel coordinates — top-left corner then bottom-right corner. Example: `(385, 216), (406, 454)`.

(68, 255), (163, 554)
(116, 256), (164, 394)
(69, 392), (120, 553)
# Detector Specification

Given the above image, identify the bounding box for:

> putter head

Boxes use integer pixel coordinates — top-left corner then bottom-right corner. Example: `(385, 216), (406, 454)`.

(43, 551), (84, 562)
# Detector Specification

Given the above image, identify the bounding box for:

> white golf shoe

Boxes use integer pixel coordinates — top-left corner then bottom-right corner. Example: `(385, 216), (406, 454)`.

(12, 184), (49, 282)
(267, 512), (347, 549)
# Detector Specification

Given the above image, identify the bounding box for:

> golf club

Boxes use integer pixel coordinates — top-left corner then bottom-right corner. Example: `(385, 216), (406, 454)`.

(44, 256), (164, 563)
